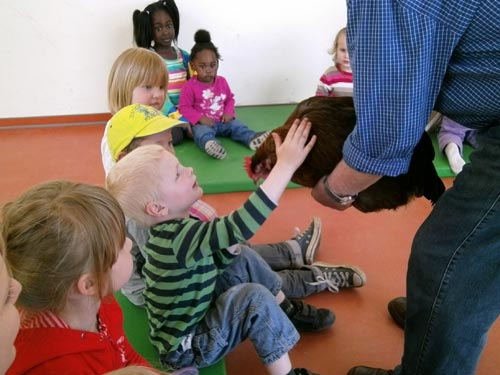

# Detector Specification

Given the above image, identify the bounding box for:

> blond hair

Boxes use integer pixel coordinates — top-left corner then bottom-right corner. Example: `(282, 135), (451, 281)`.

(107, 145), (167, 227)
(1, 181), (127, 313)
(328, 27), (347, 62)
(108, 48), (169, 114)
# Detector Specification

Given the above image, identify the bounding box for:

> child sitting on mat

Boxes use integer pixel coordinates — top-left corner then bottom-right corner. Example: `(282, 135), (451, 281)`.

(2, 181), (153, 374)
(179, 29), (270, 160)
(437, 115), (478, 175)
(315, 27), (353, 97)
(106, 118), (323, 375)
(132, 0), (192, 145)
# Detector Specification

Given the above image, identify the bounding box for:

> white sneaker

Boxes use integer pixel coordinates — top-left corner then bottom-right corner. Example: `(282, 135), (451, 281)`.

(204, 140), (227, 160)
(248, 131), (271, 151)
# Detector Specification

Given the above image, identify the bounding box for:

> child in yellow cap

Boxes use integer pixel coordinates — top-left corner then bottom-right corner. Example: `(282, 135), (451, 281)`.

(106, 103), (182, 163)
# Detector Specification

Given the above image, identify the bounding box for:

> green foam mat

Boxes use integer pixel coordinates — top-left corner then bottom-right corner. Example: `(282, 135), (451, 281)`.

(175, 105), (470, 194)
(115, 292), (226, 374)
(174, 104), (299, 194)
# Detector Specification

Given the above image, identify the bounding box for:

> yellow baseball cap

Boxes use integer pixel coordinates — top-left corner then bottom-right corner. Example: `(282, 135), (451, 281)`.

(107, 104), (185, 161)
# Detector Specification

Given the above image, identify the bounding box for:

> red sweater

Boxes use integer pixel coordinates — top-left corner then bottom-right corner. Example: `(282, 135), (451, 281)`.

(7, 298), (150, 375)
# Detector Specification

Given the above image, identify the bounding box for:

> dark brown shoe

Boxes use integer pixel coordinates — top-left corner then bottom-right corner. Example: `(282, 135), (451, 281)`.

(387, 296), (406, 329)
(347, 366), (394, 375)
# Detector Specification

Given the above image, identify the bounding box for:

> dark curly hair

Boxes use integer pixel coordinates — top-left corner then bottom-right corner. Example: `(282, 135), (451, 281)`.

(132, 0), (180, 48)
(190, 29), (221, 61)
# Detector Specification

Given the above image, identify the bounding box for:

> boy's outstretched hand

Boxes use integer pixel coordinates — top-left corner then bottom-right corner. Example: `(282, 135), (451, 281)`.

(260, 118), (316, 203)
(273, 117), (316, 173)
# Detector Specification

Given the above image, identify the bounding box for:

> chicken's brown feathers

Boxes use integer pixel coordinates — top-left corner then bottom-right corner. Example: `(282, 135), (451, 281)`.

(248, 96), (445, 212)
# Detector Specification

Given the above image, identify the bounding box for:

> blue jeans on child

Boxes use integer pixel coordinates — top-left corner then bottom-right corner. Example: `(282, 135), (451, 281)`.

(192, 119), (256, 149)
(252, 242), (326, 298)
(160, 245), (300, 369)
(394, 122), (500, 375)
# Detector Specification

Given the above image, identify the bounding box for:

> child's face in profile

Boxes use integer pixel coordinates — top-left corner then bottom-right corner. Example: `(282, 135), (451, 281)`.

(156, 150), (203, 216)
(0, 255), (22, 374)
(131, 83), (166, 111)
(192, 50), (219, 84)
(335, 33), (351, 73)
(110, 238), (133, 293)
(152, 9), (175, 49)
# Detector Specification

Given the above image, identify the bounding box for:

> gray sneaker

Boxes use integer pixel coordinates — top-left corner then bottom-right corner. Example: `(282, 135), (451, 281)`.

(204, 140), (227, 160)
(292, 217), (322, 265)
(309, 261), (367, 293)
(248, 131), (271, 151)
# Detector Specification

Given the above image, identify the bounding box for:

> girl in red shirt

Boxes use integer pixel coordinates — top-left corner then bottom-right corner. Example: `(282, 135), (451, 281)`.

(2, 181), (151, 375)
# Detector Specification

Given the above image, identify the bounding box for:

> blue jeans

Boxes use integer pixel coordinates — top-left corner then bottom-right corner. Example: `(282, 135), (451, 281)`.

(160, 246), (300, 369)
(252, 242), (326, 298)
(191, 119), (256, 149)
(396, 122), (500, 375)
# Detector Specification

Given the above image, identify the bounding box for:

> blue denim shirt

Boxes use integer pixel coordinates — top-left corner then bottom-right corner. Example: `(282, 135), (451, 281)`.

(344, 0), (500, 176)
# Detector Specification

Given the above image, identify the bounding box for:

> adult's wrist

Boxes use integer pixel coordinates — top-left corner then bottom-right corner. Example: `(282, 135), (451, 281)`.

(322, 176), (357, 206)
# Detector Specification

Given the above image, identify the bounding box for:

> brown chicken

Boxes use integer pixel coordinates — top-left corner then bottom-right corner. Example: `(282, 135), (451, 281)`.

(245, 96), (445, 212)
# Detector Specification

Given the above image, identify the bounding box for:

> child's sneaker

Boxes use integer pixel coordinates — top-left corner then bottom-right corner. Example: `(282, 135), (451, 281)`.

(205, 140), (227, 159)
(308, 262), (367, 293)
(282, 299), (334, 332)
(292, 368), (320, 375)
(248, 131), (271, 151)
(292, 217), (322, 265)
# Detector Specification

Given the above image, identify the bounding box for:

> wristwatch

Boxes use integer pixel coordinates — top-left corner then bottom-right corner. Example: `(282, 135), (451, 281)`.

(322, 176), (357, 206)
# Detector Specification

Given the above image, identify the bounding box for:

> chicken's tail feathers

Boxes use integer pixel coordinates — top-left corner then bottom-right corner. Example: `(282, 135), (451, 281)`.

(423, 169), (446, 205)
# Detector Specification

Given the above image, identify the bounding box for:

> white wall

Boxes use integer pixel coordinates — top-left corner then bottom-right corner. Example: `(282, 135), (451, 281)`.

(0, 0), (346, 118)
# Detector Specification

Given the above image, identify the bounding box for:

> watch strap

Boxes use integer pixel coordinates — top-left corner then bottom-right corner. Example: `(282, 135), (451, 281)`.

(322, 176), (357, 205)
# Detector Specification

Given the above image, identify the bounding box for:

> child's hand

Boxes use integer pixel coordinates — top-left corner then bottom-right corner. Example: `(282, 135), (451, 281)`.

(183, 123), (193, 138)
(199, 116), (215, 126)
(259, 118), (316, 203)
(273, 118), (316, 173)
(221, 114), (233, 123)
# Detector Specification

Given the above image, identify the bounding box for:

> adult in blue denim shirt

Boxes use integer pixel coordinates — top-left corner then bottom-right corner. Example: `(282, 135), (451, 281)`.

(311, 1), (500, 375)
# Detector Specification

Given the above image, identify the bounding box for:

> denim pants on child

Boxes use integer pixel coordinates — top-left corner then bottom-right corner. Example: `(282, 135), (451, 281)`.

(395, 122), (500, 375)
(160, 245), (300, 369)
(192, 119), (256, 149)
(251, 242), (326, 298)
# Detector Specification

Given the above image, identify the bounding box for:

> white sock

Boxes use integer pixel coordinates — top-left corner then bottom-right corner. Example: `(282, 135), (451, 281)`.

(444, 143), (465, 175)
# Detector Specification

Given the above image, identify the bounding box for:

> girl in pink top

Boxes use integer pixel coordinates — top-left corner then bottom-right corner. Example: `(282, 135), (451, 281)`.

(179, 29), (269, 160)
(315, 27), (353, 97)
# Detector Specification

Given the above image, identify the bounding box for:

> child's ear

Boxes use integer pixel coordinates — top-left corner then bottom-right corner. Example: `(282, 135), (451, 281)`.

(76, 273), (98, 296)
(145, 201), (169, 217)
(117, 150), (128, 161)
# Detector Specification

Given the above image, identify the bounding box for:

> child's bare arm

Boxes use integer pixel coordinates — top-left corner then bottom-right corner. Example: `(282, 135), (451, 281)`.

(260, 118), (316, 203)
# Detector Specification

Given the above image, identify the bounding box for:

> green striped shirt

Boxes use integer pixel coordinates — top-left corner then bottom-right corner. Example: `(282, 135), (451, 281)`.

(143, 187), (276, 355)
